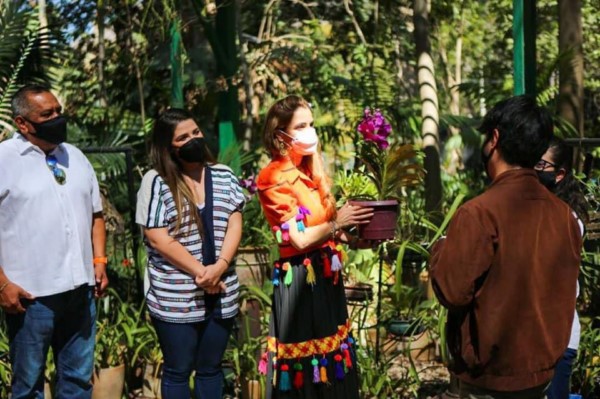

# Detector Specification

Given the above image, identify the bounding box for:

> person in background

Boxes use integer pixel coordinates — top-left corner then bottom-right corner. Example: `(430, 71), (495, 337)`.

(256, 95), (375, 399)
(535, 137), (588, 399)
(430, 96), (582, 399)
(136, 108), (245, 399)
(0, 84), (108, 398)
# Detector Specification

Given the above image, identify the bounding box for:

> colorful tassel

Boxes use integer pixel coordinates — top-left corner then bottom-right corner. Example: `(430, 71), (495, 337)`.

(283, 263), (293, 286)
(280, 363), (291, 391)
(272, 262), (281, 286)
(322, 252), (332, 278)
(296, 214), (306, 232)
(281, 223), (290, 242)
(336, 244), (348, 263)
(341, 343), (353, 369)
(331, 253), (342, 272)
(304, 258), (316, 286)
(293, 362), (304, 389)
(319, 358), (328, 383)
(298, 205), (312, 216)
(273, 226), (282, 243)
(334, 354), (345, 380)
(347, 336), (357, 364)
(311, 358), (320, 383)
(258, 352), (268, 375)
(272, 357), (278, 387)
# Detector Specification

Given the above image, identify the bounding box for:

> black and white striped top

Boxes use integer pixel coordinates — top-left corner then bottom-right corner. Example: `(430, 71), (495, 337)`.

(136, 165), (245, 322)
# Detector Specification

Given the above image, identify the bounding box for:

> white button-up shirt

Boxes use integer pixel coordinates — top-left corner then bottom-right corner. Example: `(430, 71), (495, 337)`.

(0, 133), (102, 296)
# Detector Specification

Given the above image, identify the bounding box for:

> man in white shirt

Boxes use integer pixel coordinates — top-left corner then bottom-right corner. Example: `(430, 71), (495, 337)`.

(0, 85), (108, 398)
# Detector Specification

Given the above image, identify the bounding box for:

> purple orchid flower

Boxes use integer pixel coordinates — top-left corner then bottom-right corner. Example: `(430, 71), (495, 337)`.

(240, 175), (257, 195)
(357, 107), (392, 149)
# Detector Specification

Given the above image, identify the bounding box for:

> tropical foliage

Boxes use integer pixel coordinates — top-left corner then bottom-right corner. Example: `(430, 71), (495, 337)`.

(1, 0), (600, 397)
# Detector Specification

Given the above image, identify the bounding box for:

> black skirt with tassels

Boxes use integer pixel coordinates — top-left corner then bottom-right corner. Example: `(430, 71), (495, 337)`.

(263, 246), (360, 399)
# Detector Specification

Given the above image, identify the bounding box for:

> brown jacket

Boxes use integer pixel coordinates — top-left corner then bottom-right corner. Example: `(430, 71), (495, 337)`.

(430, 169), (581, 391)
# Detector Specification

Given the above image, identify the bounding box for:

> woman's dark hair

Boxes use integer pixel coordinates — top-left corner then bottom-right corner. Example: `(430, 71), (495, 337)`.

(479, 95), (553, 168)
(547, 137), (589, 223)
(149, 108), (215, 233)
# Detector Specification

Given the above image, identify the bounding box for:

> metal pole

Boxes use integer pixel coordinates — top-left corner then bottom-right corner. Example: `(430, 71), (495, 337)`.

(375, 250), (384, 363)
(513, 0), (536, 96)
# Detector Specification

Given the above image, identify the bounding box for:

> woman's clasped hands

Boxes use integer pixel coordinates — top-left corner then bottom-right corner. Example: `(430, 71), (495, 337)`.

(195, 260), (228, 294)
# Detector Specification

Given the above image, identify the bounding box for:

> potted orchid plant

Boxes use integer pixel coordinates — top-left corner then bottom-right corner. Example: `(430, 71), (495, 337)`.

(348, 107), (423, 241)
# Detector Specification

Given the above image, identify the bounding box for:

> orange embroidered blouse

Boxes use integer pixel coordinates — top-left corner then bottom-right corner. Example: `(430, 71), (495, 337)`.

(257, 157), (334, 258)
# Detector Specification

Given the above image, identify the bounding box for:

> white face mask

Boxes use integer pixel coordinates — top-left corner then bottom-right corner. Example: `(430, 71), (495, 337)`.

(280, 127), (319, 155)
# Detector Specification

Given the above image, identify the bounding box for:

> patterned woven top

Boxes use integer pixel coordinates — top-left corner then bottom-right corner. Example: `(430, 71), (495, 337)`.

(136, 165), (245, 322)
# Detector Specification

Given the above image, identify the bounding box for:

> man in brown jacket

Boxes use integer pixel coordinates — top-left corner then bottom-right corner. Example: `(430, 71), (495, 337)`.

(430, 96), (582, 398)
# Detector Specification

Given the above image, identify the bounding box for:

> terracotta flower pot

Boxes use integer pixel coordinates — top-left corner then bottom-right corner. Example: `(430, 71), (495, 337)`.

(344, 283), (374, 302)
(241, 378), (262, 399)
(92, 364), (125, 399)
(349, 199), (398, 241)
(142, 362), (162, 398)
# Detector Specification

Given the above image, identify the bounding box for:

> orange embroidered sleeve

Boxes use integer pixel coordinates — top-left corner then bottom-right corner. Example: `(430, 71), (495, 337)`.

(257, 181), (299, 227)
(256, 160), (300, 227)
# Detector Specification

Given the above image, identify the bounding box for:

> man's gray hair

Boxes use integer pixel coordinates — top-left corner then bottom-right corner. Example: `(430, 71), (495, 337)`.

(11, 84), (52, 118)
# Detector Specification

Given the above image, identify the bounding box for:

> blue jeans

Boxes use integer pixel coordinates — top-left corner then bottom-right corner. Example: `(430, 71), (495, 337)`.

(459, 381), (550, 399)
(548, 348), (578, 399)
(151, 313), (234, 399)
(6, 285), (96, 399)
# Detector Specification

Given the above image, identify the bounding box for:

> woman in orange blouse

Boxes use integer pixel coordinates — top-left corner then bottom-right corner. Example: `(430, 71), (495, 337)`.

(257, 95), (373, 398)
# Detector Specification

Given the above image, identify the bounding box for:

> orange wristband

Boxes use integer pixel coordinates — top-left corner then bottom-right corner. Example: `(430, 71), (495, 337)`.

(93, 256), (108, 265)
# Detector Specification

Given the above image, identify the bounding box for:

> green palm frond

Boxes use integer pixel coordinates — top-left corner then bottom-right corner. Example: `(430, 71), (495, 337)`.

(217, 141), (257, 176)
(357, 140), (425, 201)
(381, 143), (425, 200)
(0, 2), (63, 138)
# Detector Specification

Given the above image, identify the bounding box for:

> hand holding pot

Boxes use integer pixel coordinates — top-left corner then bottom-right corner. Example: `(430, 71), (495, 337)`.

(335, 202), (374, 228)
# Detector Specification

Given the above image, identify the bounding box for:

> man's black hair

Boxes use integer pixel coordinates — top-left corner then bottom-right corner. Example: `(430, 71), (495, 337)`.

(479, 95), (553, 168)
(11, 84), (52, 118)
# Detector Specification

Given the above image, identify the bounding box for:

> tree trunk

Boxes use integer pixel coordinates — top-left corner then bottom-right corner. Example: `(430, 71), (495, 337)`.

(37, 0), (48, 32)
(558, 0), (583, 136)
(97, 0), (107, 109)
(124, 3), (146, 126)
(215, 0), (240, 135)
(237, 2), (253, 152)
(558, 0), (584, 171)
(170, 18), (184, 109)
(192, 0), (240, 149)
(414, 0), (442, 217)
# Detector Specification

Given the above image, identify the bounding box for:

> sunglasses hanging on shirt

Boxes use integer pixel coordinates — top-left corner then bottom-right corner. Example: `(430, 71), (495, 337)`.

(46, 155), (66, 185)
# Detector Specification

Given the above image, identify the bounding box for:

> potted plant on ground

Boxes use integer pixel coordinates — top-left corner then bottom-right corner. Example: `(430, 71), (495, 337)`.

(349, 107), (424, 241)
(226, 286), (269, 399)
(93, 291), (128, 399)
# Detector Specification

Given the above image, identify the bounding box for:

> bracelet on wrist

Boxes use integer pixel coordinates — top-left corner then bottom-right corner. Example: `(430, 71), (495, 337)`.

(0, 282), (9, 294)
(218, 257), (230, 266)
(93, 256), (108, 265)
(330, 221), (338, 239)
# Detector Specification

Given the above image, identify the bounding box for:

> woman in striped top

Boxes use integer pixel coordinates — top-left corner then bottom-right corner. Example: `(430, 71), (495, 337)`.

(136, 109), (245, 399)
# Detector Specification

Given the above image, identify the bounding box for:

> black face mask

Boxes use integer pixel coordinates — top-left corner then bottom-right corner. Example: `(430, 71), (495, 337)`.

(177, 137), (207, 163)
(536, 170), (557, 190)
(26, 115), (67, 145)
